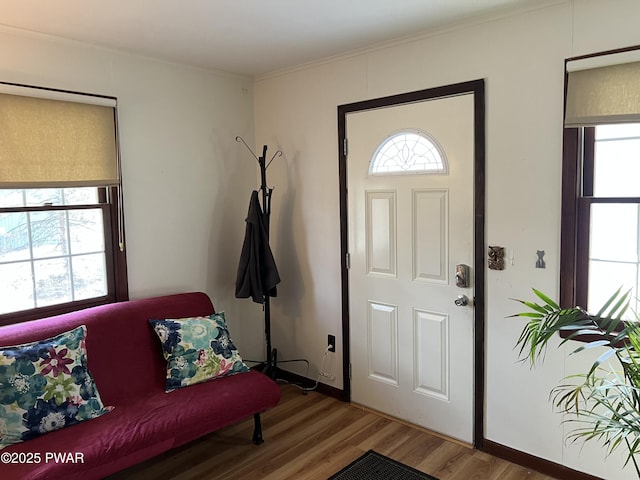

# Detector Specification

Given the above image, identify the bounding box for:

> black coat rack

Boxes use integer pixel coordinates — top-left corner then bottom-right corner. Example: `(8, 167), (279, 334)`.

(235, 136), (282, 378)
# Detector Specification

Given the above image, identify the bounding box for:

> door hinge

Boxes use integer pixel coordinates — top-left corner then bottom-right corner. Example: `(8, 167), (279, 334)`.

(349, 363), (352, 380)
(343, 138), (348, 156)
(345, 252), (351, 269)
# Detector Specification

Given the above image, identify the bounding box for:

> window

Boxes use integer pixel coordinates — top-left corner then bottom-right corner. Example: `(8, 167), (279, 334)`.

(369, 130), (447, 175)
(561, 48), (640, 317)
(0, 84), (127, 325)
(562, 125), (640, 316)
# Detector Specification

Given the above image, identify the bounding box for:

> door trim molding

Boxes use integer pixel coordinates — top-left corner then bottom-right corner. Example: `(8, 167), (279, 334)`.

(337, 79), (486, 448)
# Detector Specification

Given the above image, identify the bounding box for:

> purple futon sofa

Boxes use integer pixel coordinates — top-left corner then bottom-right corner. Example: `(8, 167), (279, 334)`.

(0, 292), (281, 479)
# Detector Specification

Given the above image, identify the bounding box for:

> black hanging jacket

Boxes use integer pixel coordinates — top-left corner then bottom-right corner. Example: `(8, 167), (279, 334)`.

(235, 190), (280, 303)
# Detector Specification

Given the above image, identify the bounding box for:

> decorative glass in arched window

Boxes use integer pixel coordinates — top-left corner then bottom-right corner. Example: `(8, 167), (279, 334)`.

(369, 130), (448, 176)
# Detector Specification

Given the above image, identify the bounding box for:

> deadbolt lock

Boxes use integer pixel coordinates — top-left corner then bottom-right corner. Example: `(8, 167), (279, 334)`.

(455, 264), (470, 288)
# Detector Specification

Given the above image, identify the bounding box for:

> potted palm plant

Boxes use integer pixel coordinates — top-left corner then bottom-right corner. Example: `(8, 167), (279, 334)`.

(513, 288), (640, 477)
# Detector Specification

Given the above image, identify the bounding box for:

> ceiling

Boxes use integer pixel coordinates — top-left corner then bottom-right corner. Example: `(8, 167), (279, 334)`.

(0, 0), (559, 76)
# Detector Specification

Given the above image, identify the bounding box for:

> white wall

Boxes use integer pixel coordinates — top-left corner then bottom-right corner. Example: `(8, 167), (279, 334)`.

(253, 1), (640, 478)
(0, 27), (265, 353)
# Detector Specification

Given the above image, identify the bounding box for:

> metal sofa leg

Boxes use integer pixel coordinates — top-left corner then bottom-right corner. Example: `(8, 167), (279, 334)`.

(252, 413), (264, 445)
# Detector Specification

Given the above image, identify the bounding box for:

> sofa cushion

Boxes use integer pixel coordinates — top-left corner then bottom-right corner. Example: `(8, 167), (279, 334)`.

(149, 313), (249, 392)
(1, 369), (281, 480)
(0, 293), (217, 406)
(0, 325), (112, 450)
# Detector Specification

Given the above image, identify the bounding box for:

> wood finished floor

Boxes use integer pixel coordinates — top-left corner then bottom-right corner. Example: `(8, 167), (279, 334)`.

(109, 385), (557, 480)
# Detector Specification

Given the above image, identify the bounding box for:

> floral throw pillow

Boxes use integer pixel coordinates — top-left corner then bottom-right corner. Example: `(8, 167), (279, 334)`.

(0, 325), (113, 450)
(149, 313), (250, 392)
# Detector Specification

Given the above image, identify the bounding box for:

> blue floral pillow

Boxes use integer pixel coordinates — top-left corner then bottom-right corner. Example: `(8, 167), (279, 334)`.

(149, 313), (250, 392)
(0, 325), (113, 450)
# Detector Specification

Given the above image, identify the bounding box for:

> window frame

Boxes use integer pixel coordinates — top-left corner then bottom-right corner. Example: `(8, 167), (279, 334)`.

(560, 126), (640, 310)
(560, 127), (586, 309)
(0, 186), (128, 326)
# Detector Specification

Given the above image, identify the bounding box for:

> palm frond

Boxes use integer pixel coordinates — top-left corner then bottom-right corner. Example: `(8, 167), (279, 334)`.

(532, 288), (560, 310)
(513, 287), (640, 476)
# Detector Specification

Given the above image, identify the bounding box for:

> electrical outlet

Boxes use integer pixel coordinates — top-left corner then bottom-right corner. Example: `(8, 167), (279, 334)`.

(327, 334), (336, 352)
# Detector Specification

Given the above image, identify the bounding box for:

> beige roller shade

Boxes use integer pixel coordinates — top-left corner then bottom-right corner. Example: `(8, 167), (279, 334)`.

(0, 92), (118, 188)
(565, 52), (640, 127)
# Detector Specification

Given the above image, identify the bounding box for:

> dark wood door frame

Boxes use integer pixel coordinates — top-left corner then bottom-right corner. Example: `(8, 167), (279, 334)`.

(337, 79), (486, 448)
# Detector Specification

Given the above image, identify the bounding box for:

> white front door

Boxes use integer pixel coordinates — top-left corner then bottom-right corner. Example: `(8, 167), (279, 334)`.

(347, 93), (475, 443)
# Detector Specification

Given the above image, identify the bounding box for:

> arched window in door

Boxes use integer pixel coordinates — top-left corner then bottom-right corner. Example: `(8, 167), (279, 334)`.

(369, 129), (448, 175)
